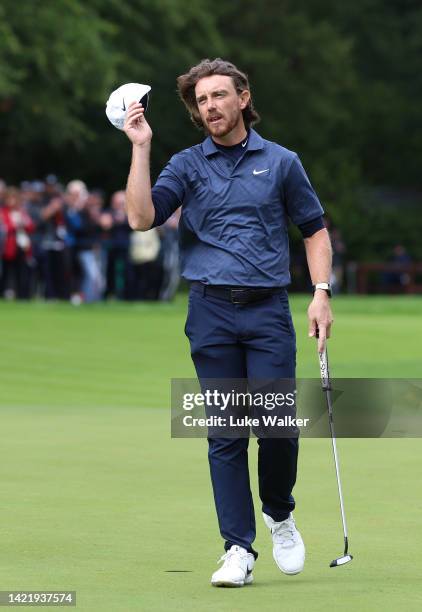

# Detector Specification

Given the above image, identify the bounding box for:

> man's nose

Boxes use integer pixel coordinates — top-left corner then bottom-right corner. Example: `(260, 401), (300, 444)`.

(206, 97), (216, 111)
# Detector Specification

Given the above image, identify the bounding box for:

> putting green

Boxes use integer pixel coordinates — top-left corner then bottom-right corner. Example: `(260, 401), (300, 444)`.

(0, 296), (421, 611)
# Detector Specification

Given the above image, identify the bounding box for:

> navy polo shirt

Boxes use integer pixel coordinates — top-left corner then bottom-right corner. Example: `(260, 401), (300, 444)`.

(152, 128), (323, 287)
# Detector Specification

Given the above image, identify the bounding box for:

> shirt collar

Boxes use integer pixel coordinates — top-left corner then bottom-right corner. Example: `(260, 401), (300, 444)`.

(201, 128), (264, 157)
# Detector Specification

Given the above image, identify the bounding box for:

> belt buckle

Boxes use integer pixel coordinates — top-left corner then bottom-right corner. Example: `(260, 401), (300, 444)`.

(231, 288), (247, 304)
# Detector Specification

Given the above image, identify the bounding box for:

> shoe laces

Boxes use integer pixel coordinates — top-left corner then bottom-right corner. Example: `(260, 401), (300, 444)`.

(218, 547), (247, 567)
(272, 517), (298, 547)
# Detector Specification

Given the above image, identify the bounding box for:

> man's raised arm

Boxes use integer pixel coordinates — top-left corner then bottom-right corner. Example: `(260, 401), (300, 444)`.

(123, 102), (155, 231)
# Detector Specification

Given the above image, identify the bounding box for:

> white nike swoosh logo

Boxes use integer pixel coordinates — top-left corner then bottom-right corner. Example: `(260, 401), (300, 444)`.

(253, 168), (269, 175)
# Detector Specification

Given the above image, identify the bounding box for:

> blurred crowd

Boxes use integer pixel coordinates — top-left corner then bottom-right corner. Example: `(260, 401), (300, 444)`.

(0, 176), (180, 303)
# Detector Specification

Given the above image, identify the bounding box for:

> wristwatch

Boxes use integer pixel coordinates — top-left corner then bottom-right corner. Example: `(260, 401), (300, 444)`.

(312, 282), (332, 298)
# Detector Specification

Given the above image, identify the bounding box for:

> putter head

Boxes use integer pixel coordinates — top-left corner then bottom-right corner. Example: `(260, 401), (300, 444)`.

(330, 554), (353, 567)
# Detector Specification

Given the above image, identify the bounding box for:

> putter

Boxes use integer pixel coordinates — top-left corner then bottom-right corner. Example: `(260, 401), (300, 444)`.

(318, 343), (353, 567)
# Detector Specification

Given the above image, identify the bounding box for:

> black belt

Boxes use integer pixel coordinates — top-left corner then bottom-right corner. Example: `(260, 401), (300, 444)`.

(191, 282), (283, 305)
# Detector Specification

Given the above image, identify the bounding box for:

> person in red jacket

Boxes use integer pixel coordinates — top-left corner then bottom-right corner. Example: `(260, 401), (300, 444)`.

(0, 187), (35, 299)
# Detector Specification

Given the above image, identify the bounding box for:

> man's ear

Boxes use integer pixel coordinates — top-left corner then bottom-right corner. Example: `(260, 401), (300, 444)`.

(239, 90), (250, 110)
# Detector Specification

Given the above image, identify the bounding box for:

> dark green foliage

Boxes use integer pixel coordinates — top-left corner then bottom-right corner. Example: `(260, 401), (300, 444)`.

(0, 0), (117, 173)
(0, 0), (224, 185)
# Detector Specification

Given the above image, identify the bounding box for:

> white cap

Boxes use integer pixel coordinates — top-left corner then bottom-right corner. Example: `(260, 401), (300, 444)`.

(105, 83), (151, 130)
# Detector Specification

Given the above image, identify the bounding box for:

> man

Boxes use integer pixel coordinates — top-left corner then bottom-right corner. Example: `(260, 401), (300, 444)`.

(124, 58), (333, 586)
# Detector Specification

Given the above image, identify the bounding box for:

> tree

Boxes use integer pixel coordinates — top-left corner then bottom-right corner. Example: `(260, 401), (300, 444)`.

(0, 0), (117, 179)
(0, 0), (224, 189)
(213, 0), (361, 215)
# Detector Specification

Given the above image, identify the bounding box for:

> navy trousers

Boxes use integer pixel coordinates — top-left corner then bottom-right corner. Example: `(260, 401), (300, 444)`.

(185, 283), (298, 555)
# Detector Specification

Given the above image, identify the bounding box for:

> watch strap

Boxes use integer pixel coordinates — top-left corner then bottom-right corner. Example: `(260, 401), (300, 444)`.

(312, 282), (332, 297)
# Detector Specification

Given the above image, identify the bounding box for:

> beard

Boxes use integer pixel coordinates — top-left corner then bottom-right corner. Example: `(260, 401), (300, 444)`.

(203, 109), (243, 137)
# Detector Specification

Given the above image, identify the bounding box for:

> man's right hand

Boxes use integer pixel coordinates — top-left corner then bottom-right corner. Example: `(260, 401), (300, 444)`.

(123, 102), (153, 146)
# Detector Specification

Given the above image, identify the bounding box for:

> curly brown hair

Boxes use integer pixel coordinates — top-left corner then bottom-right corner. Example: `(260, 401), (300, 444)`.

(177, 58), (260, 131)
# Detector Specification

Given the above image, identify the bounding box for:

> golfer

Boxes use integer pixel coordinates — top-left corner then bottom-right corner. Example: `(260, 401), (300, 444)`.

(124, 58), (333, 586)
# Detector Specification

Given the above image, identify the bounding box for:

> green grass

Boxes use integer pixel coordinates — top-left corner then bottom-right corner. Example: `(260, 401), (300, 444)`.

(0, 295), (421, 611)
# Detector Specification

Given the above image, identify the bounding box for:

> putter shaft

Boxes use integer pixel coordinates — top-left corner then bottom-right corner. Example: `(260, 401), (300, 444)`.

(319, 347), (353, 566)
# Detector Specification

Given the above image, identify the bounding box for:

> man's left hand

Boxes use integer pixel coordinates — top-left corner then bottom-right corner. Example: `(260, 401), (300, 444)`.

(307, 291), (333, 353)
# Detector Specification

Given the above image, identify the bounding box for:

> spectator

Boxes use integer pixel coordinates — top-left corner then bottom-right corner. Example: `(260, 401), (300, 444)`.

(158, 207), (181, 301)
(27, 185), (71, 300)
(103, 190), (131, 300)
(127, 227), (162, 300)
(0, 184), (6, 279)
(0, 187), (35, 299)
(65, 180), (104, 304)
(44, 174), (62, 199)
(382, 244), (413, 291)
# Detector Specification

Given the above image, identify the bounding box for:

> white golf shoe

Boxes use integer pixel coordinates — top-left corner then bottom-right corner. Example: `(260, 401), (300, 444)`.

(211, 545), (255, 587)
(263, 512), (305, 575)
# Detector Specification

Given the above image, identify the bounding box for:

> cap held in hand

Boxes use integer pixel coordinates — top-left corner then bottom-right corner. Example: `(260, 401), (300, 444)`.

(105, 83), (151, 130)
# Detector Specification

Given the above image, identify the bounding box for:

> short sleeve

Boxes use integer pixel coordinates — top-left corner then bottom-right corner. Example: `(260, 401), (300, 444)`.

(283, 154), (324, 226)
(298, 215), (325, 238)
(151, 154), (186, 227)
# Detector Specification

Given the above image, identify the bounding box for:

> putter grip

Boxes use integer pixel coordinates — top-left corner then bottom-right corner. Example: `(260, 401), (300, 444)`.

(319, 348), (331, 390)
